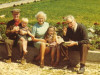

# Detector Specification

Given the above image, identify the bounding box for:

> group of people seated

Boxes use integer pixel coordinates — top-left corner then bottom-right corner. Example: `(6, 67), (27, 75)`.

(4, 9), (89, 74)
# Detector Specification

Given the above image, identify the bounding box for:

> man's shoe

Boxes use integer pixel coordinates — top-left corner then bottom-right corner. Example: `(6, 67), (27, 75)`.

(77, 67), (85, 74)
(40, 63), (44, 68)
(21, 58), (26, 65)
(40, 61), (44, 68)
(51, 61), (54, 66)
(53, 62), (59, 67)
(5, 58), (11, 63)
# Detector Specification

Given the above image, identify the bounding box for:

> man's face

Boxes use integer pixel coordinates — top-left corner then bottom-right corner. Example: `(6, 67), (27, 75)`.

(66, 19), (76, 29)
(12, 12), (20, 21)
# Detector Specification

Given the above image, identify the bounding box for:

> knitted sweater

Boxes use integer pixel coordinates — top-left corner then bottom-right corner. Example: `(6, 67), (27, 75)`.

(63, 23), (89, 45)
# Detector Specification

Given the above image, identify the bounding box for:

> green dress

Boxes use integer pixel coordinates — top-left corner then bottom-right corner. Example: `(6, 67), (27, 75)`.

(32, 22), (49, 50)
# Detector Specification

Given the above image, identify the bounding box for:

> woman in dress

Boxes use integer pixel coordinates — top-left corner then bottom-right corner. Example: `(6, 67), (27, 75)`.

(32, 11), (49, 68)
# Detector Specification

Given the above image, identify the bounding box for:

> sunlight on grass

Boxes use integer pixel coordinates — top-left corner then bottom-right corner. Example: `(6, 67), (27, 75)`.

(0, 0), (100, 27)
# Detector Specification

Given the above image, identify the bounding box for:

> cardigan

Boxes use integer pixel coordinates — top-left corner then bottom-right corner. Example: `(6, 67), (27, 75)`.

(63, 23), (89, 45)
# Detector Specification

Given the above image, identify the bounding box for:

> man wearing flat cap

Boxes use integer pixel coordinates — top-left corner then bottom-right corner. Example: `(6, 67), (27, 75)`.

(5, 9), (23, 63)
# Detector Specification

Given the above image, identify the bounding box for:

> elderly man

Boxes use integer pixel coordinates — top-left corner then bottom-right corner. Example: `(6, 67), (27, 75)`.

(5, 9), (23, 63)
(63, 15), (89, 74)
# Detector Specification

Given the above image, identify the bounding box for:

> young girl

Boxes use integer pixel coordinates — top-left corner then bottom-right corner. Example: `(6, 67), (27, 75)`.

(18, 18), (34, 60)
(45, 26), (60, 67)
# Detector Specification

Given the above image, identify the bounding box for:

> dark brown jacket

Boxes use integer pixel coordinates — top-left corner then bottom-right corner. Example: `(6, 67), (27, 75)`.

(6, 19), (21, 40)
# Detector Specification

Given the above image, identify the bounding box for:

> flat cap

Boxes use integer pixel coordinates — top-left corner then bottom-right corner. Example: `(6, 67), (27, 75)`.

(11, 9), (21, 13)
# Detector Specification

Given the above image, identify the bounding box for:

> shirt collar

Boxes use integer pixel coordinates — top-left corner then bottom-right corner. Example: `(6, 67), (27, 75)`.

(14, 19), (20, 26)
(73, 23), (78, 32)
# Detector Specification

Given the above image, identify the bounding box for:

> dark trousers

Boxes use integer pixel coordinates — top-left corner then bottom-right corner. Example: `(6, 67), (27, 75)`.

(68, 44), (89, 64)
(5, 39), (23, 57)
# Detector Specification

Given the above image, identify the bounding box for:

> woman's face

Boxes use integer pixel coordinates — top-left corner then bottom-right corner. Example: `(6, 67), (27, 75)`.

(21, 21), (27, 27)
(48, 28), (54, 35)
(37, 14), (45, 25)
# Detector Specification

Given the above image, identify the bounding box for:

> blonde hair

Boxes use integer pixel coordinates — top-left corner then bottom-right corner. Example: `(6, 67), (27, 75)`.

(21, 18), (28, 23)
(64, 15), (75, 21)
(35, 11), (47, 20)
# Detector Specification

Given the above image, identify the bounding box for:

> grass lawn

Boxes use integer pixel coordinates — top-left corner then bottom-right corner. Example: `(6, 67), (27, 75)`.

(0, 0), (100, 27)
(0, 0), (100, 49)
(0, 0), (20, 4)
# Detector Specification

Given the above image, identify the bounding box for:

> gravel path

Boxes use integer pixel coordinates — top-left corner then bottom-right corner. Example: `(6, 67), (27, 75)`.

(0, 0), (40, 9)
(0, 61), (100, 75)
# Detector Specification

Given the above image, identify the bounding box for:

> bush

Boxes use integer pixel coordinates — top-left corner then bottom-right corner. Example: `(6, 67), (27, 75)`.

(94, 25), (100, 35)
(0, 24), (7, 41)
(54, 21), (67, 37)
(88, 23), (100, 50)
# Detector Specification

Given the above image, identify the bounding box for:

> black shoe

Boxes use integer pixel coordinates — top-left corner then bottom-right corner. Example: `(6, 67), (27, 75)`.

(77, 67), (85, 74)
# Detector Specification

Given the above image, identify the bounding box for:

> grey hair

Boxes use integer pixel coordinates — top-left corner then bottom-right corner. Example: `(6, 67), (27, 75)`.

(64, 15), (75, 21)
(35, 11), (47, 20)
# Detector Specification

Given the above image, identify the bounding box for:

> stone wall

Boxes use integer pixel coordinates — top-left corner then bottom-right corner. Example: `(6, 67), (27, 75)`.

(1, 41), (100, 66)
(0, 42), (39, 62)
(0, 42), (80, 66)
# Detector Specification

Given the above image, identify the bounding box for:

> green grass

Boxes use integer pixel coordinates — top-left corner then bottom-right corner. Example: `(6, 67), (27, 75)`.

(0, 0), (19, 4)
(0, 0), (100, 27)
(0, 0), (100, 49)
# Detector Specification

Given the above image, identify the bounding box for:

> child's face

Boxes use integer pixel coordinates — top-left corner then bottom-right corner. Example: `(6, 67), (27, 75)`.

(21, 21), (28, 27)
(48, 28), (54, 35)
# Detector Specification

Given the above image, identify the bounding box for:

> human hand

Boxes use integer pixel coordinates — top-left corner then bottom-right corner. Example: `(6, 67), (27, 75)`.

(30, 35), (34, 40)
(16, 26), (19, 31)
(11, 26), (19, 33)
(49, 42), (57, 46)
(27, 31), (30, 35)
(31, 36), (34, 40)
(31, 37), (34, 41)
(63, 26), (67, 36)
(67, 41), (78, 47)
(27, 31), (34, 38)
